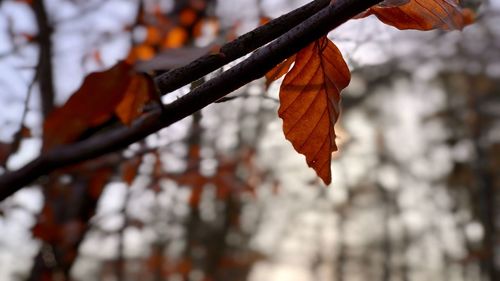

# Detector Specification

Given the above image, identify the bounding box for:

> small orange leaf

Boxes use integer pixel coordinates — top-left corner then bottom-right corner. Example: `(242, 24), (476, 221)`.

(265, 55), (296, 88)
(360, 0), (474, 30)
(163, 27), (188, 49)
(115, 74), (156, 125)
(278, 37), (350, 185)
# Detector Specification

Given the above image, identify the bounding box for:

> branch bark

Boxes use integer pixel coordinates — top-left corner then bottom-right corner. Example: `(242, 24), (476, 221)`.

(0, 0), (382, 201)
(154, 0), (331, 95)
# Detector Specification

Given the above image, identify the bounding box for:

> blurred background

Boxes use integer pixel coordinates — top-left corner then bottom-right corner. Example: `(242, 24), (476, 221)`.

(0, 0), (499, 280)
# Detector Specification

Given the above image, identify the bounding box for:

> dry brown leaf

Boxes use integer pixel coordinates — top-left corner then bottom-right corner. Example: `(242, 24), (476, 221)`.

(359, 0), (474, 30)
(43, 62), (133, 150)
(43, 61), (154, 150)
(278, 37), (350, 184)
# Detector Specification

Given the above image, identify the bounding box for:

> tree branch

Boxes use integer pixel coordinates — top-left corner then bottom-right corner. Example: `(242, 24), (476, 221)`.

(33, 0), (55, 118)
(0, 0), (382, 201)
(154, 0), (331, 95)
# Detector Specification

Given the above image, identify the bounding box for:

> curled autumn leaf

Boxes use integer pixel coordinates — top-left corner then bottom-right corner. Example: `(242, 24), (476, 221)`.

(43, 61), (155, 150)
(358, 0), (474, 30)
(278, 36), (350, 185)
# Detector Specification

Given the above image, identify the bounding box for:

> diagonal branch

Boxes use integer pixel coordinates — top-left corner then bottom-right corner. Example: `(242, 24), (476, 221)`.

(154, 0), (331, 95)
(0, 0), (382, 201)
